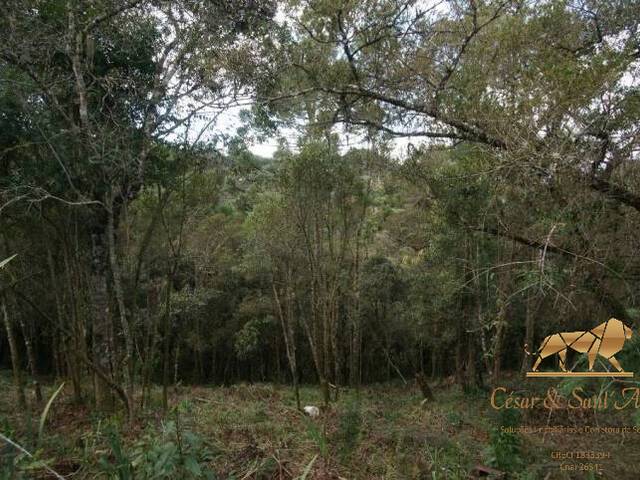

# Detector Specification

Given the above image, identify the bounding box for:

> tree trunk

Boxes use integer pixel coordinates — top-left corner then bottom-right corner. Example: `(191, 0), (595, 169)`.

(456, 241), (471, 386)
(492, 285), (509, 383)
(47, 247), (70, 389)
(521, 291), (537, 374)
(2, 298), (26, 409)
(107, 202), (135, 419)
(322, 306), (331, 406)
(59, 243), (83, 403)
(141, 283), (160, 410)
(52, 332), (62, 381)
(90, 226), (116, 412)
(173, 343), (180, 387)
(285, 279), (300, 410)
(17, 315), (42, 403)
(416, 372), (434, 401)
(455, 312), (467, 386)
(492, 242), (515, 383)
(430, 346), (438, 378)
(330, 298), (341, 398)
(350, 201), (366, 389)
(272, 276), (300, 410)
(161, 272), (173, 412)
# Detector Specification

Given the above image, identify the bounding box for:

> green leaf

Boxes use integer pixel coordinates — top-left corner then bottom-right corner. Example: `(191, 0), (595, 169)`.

(184, 455), (202, 477)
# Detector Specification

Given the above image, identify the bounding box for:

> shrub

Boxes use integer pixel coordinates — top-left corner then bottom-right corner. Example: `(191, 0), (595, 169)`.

(485, 406), (523, 472)
(98, 419), (216, 479)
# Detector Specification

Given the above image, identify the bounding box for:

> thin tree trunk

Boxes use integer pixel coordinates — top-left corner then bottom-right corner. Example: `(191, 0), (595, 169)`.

(479, 322), (491, 374)
(493, 246), (514, 383)
(275, 332), (282, 383)
(431, 346), (438, 378)
(68, 3), (90, 131)
(493, 303), (506, 382)
(457, 238), (473, 387)
(47, 247), (69, 388)
(331, 298), (340, 398)
(161, 272), (173, 412)
(521, 291), (537, 374)
(141, 284), (160, 409)
(60, 243), (83, 403)
(272, 276), (300, 410)
(53, 332), (62, 381)
(107, 203), (134, 420)
(91, 226), (116, 411)
(2, 299), (26, 409)
(322, 305), (331, 406)
(17, 315), (42, 403)
(173, 343), (180, 387)
(455, 310), (467, 385)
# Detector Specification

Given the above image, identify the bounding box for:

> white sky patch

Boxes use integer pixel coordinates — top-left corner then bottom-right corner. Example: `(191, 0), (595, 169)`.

(178, 103), (416, 159)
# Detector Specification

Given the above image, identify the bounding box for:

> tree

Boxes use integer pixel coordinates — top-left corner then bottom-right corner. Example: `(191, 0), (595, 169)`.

(255, 0), (640, 383)
(1, 254), (26, 408)
(1, 0), (277, 418)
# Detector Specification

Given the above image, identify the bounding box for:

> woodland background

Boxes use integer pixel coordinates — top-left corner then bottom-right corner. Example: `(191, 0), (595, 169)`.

(1, 1), (639, 478)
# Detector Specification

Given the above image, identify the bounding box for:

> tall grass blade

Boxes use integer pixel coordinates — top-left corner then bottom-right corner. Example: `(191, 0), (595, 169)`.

(0, 432), (66, 480)
(0, 254), (17, 269)
(38, 382), (65, 444)
(298, 454), (318, 480)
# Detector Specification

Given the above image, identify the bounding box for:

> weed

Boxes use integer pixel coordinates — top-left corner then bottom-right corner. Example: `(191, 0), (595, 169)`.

(302, 416), (328, 459)
(423, 441), (467, 479)
(485, 407), (523, 472)
(335, 398), (362, 460)
(97, 416), (216, 479)
(445, 411), (463, 428)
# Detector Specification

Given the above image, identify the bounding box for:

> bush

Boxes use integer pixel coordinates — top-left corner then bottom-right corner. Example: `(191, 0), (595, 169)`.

(485, 406), (523, 472)
(98, 419), (216, 479)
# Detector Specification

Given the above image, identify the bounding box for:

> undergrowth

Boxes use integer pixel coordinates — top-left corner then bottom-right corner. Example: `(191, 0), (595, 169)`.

(1, 374), (640, 478)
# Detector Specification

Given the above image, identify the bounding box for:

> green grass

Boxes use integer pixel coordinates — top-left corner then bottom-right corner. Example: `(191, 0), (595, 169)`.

(2, 373), (640, 478)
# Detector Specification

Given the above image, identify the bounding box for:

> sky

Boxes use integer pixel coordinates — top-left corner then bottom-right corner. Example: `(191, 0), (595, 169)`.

(185, 103), (415, 160)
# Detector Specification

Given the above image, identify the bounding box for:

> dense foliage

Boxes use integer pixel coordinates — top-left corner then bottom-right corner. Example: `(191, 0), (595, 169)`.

(1, 0), (639, 418)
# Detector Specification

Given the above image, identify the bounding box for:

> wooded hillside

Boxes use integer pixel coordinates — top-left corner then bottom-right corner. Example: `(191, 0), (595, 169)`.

(1, 1), (639, 478)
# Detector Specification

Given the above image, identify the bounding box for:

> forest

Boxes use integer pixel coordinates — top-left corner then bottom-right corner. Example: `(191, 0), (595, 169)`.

(1, 1), (640, 478)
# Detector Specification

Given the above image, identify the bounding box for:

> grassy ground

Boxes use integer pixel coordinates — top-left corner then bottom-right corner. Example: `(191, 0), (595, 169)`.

(1, 372), (639, 479)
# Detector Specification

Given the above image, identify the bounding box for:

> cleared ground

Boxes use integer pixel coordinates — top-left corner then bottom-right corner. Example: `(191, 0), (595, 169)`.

(1, 373), (639, 479)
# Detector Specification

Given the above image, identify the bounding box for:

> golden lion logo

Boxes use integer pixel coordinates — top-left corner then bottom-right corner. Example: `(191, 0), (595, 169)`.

(525, 318), (634, 377)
